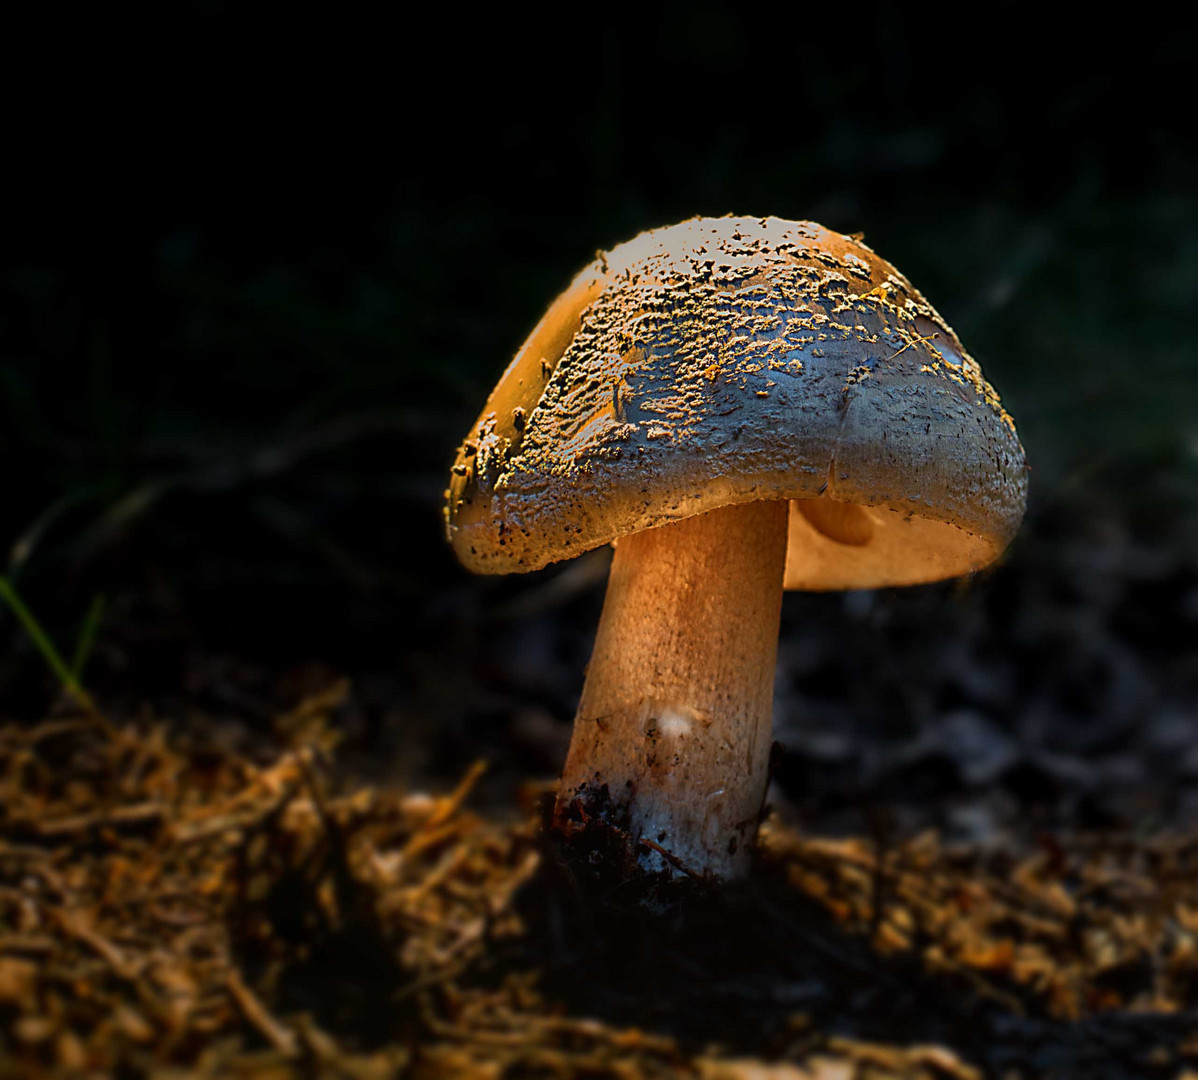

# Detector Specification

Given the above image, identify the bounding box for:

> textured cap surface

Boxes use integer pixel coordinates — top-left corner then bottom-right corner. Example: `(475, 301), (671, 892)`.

(445, 217), (1027, 590)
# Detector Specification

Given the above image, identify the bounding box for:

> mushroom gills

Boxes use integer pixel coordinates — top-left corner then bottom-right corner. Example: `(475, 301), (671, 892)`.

(795, 498), (875, 546)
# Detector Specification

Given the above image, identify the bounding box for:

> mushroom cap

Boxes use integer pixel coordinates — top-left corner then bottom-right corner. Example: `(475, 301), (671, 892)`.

(445, 217), (1027, 590)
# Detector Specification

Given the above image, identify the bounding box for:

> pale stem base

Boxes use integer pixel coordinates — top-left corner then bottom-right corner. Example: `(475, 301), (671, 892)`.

(557, 499), (788, 878)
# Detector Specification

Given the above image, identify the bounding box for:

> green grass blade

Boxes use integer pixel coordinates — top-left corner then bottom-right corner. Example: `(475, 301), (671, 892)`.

(70, 593), (106, 682)
(0, 575), (98, 713)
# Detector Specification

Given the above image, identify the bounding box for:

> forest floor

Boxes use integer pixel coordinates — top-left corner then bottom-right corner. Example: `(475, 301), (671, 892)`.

(1, 684), (1196, 1080)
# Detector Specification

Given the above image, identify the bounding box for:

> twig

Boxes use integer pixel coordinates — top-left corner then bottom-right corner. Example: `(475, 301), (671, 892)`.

(171, 779), (303, 843)
(638, 837), (701, 879)
(32, 802), (164, 839)
(51, 909), (139, 981)
(422, 760), (488, 833)
(226, 969), (300, 1057)
(0, 935), (56, 956)
(397, 760), (487, 864)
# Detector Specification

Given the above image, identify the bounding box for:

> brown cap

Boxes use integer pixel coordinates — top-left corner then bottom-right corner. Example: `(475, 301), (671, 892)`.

(445, 217), (1026, 590)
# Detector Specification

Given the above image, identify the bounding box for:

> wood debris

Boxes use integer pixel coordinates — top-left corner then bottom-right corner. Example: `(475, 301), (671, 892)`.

(0, 696), (1194, 1078)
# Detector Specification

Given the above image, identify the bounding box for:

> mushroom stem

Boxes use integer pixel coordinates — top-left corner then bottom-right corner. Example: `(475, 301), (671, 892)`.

(556, 499), (788, 879)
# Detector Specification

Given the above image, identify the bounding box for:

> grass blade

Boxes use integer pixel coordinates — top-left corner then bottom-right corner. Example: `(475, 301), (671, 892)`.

(70, 593), (106, 682)
(0, 575), (98, 714)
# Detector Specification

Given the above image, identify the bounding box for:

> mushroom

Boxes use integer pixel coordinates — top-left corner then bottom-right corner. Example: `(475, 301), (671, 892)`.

(445, 217), (1026, 879)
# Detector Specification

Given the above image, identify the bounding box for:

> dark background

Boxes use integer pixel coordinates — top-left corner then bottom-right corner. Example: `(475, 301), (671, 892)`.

(2, 8), (1195, 840)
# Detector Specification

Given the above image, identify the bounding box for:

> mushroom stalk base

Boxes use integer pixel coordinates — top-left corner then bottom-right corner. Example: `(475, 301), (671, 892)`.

(556, 500), (787, 879)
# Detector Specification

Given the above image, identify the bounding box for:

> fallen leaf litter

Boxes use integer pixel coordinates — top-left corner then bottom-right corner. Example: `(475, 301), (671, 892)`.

(0, 691), (1195, 1079)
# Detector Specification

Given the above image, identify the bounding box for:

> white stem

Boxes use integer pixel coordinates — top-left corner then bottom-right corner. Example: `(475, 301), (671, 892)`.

(556, 500), (787, 878)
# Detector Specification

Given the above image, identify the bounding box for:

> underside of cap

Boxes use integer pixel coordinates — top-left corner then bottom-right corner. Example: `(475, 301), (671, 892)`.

(783, 500), (1001, 589)
(445, 216), (1027, 591)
